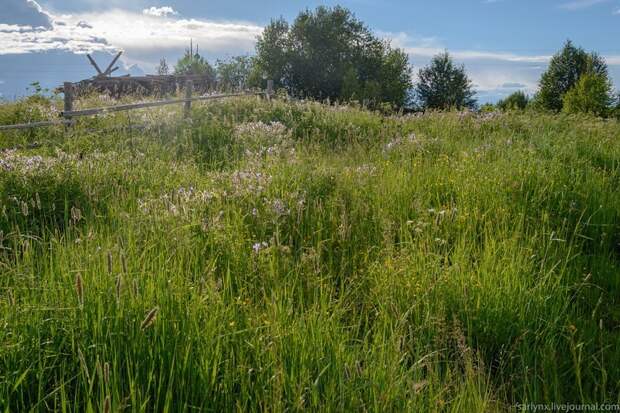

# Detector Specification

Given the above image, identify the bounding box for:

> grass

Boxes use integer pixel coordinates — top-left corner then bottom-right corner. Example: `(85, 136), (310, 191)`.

(0, 96), (619, 411)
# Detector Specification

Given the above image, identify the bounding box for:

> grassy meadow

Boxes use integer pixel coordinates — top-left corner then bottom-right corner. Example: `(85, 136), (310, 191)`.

(0, 96), (619, 411)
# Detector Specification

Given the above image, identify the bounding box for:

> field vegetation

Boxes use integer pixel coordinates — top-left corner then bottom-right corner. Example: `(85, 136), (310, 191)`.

(1, 95), (619, 411)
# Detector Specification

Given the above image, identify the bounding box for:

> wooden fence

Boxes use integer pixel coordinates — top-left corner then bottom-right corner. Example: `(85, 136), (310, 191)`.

(0, 80), (275, 132)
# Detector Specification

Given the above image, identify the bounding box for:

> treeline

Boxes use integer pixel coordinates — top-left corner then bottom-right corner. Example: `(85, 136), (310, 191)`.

(160, 6), (619, 117)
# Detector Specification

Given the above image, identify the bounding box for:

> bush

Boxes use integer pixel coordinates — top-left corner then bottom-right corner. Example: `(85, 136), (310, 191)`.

(479, 103), (496, 113)
(497, 91), (529, 111)
(562, 73), (613, 117)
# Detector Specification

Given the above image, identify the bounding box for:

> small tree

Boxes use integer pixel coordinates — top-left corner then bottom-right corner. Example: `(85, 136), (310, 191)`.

(497, 91), (529, 111)
(174, 42), (216, 80)
(416, 52), (476, 110)
(216, 56), (255, 90)
(562, 73), (613, 117)
(535, 40), (608, 112)
(157, 58), (169, 75)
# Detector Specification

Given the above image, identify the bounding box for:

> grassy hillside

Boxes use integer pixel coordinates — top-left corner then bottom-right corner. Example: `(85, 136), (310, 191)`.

(1, 97), (619, 411)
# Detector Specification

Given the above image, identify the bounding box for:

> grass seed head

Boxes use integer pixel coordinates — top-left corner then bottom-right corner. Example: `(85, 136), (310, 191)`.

(121, 252), (127, 274)
(104, 396), (111, 413)
(115, 275), (123, 302)
(103, 362), (110, 385)
(141, 307), (159, 330)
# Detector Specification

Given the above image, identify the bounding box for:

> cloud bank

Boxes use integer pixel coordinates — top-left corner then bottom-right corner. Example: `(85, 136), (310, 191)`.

(0, 0), (52, 28)
(1, 0), (262, 70)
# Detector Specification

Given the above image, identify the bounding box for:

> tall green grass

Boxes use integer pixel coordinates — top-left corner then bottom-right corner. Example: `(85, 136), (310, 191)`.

(0, 98), (619, 411)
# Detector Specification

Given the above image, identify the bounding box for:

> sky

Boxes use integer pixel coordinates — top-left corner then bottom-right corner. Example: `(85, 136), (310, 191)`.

(1, 0), (619, 102)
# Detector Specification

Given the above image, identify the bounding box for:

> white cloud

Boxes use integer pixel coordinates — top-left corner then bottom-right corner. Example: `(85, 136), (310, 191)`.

(0, 22), (113, 54)
(142, 6), (178, 18)
(0, 3), (263, 70)
(614, 7), (620, 14)
(385, 32), (551, 64)
(605, 55), (620, 65)
(559, 0), (610, 10)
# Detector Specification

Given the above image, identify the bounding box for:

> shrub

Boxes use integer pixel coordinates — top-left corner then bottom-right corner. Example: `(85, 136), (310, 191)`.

(497, 91), (529, 111)
(562, 73), (613, 117)
(479, 103), (496, 113)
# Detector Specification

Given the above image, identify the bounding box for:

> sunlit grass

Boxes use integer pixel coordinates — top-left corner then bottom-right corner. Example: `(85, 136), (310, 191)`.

(1, 97), (619, 411)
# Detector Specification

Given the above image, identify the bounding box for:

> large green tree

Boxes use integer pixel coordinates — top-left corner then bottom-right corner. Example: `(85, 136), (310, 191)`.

(415, 52), (476, 110)
(254, 6), (413, 108)
(535, 40), (608, 112)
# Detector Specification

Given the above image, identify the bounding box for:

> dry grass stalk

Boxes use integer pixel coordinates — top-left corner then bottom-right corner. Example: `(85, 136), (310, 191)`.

(121, 252), (127, 274)
(115, 275), (123, 302)
(77, 348), (91, 383)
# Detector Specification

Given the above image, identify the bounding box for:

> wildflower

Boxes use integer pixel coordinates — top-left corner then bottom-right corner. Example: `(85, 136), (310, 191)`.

(271, 199), (289, 216)
(71, 206), (82, 223)
(252, 242), (269, 254)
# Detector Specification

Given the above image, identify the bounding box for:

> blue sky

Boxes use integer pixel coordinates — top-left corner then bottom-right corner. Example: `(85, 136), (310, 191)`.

(1, 0), (619, 102)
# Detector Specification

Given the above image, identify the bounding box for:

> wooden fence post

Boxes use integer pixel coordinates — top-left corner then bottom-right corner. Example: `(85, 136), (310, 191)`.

(63, 82), (73, 125)
(184, 80), (193, 119)
(267, 80), (274, 101)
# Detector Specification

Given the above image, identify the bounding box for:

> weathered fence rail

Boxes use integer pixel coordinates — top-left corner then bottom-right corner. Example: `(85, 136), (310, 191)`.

(61, 92), (260, 119)
(0, 80), (275, 132)
(0, 120), (75, 131)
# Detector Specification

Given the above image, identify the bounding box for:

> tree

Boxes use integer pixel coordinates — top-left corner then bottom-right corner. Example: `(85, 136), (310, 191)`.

(562, 73), (613, 117)
(216, 56), (255, 90)
(157, 58), (169, 76)
(254, 6), (412, 108)
(535, 40), (608, 112)
(497, 91), (529, 111)
(174, 42), (216, 81)
(415, 52), (476, 110)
